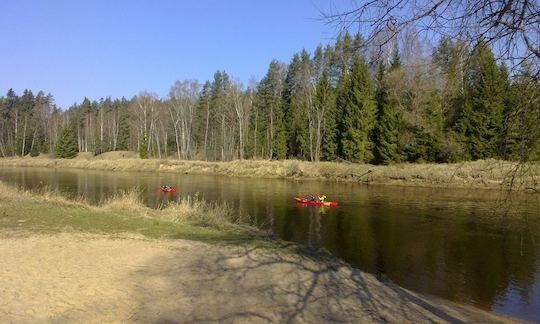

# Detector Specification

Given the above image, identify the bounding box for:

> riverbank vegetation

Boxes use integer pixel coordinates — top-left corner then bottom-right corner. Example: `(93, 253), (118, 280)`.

(1, 154), (538, 191)
(1, 33), (538, 165)
(0, 181), (263, 244)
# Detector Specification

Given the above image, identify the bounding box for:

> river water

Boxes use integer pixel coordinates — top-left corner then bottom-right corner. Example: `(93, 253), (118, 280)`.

(1, 166), (539, 322)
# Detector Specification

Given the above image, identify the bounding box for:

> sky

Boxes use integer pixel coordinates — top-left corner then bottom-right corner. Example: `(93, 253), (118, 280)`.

(0, 0), (347, 108)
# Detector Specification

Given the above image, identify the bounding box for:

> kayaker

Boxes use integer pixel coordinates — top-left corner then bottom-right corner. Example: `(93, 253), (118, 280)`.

(318, 194), (327, 202)
(306, 194), (316, 201)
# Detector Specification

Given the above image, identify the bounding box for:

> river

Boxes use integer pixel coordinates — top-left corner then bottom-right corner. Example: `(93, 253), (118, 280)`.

(0, 166), (539, 322)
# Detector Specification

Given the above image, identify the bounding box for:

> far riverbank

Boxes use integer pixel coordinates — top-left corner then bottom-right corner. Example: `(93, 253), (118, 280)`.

(0, 152), (538, 192)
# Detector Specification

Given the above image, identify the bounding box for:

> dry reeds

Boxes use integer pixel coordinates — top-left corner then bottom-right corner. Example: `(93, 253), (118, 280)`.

(1, 154), (538, 191)
(101, 188), (148, 216)
(160, 193), (255, 229)
(0, 181), (84, 207)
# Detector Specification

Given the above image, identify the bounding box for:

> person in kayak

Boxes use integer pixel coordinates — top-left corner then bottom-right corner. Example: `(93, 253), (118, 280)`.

(305, 194), (326, 202)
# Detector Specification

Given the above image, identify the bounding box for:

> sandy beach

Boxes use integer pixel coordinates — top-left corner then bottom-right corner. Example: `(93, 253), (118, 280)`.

(0, 233), (516, 323)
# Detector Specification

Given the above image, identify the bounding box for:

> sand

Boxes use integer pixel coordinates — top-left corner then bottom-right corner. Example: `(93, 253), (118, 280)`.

(0, 233), (516, 323)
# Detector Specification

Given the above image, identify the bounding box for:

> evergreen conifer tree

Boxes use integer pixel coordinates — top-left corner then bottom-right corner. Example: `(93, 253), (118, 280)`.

(282, 54), (301, 156)
(254, 61), (287, 159)
(139, 134), (148, 159)
(273, 106), (287, 159)
(55, 127), (78, 159)
(319, 69), (338, 160)
(458, 41), (505, 159)
(373, 62), (401, 164)
(340, 54), (376, 162)
(116, 101), (130, 151)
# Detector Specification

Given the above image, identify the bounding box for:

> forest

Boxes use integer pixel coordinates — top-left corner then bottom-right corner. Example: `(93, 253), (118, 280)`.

(1, 33), (539, 164)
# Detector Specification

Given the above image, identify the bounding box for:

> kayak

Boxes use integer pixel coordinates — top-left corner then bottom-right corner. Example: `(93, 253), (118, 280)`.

(294, 197), (338, 207)
(158, 187), (177, 193)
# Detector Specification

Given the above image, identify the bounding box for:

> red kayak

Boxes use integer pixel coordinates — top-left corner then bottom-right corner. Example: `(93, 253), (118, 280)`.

(158, 187), (177, 193)
(294, 197), (338, 207)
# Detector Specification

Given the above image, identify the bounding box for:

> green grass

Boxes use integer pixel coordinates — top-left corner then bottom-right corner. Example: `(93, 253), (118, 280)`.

(0, 199), (258, 244)
(0, 180), (273, 248)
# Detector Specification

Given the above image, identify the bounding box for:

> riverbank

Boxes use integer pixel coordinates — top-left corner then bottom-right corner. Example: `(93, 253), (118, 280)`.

(0, 181), (265, 245)
(0, 182), (519, 322)
(1, 152), (539, 191)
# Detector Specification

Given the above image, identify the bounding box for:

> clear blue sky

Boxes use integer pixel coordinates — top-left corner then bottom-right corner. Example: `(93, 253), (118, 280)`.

(0, 0), (345, 108)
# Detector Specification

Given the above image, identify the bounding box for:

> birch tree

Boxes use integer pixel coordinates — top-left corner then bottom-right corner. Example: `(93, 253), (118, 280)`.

(169, 80), (201, 159)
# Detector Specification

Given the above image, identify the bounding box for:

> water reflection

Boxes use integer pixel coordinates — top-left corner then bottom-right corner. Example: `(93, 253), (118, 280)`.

(0, 166), (539, 322)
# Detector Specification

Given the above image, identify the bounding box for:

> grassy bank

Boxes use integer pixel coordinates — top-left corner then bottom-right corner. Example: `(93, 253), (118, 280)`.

(0, 181), (270, 246)
(1, 151), (539, 191)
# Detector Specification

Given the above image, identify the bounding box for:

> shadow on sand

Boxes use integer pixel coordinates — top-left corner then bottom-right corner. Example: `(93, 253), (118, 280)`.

(112, 244), (509, 323)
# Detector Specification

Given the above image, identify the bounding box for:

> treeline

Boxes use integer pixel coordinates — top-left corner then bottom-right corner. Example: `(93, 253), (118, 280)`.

(1, 33), (539, 163)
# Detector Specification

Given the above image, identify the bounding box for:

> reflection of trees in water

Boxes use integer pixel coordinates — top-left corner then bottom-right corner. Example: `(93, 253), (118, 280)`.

(307, 207), (322, 249)
(334, 187), (540, 311)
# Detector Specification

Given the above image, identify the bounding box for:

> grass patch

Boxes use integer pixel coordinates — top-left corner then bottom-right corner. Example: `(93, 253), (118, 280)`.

(0, 181), (266, 246)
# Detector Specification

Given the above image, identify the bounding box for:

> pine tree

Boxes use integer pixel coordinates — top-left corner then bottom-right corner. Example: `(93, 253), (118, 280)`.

(292, 49), (312, 159)
(390, 44), (401, 70)
(282, 54), (302, 156)
(116, 99), (130, 151)
(254, 61), (286, 159)
(269, 63), (287, 159)
(273, 104), (287, 159)
(319, 69), (338, 160)
(373, 62), (401, 164)
(458, 40), (505, 159)
(194, 81), (212, 157)
(16, 89), (35, 156)
(55, 127), (78, 158)
(139, 134), (148, 159)
(340, 54), (376, 162)
(207, 70), (230, 160)
(336, 32), (353, 76)
(501, 64), (539, 161)
(312, 45), (324, 78)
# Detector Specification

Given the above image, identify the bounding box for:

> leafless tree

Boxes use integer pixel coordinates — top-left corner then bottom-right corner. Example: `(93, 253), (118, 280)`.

(324, 0), (539, 74)
(229, 81), (252, 160)
(169, 80), (201, 160)
(131, 92), (158, 153)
